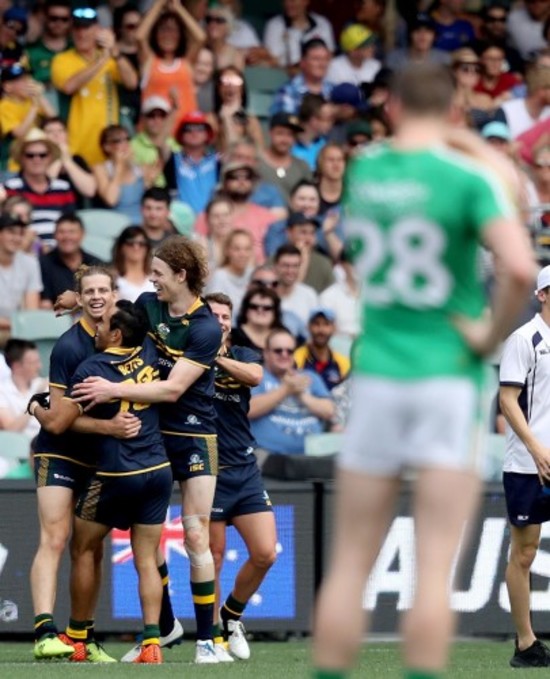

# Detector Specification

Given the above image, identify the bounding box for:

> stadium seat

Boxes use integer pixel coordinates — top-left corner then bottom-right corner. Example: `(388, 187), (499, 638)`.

(305, 432), (343, 457)
(10, 310), (73, 376)
(248, 91), (274, 119)
(244, 66), (288, 94)
(82, 233), (113, 263)
(170, 200), (195, 236)
(0, 431), (32, 479)
(77, 209), (131, 239)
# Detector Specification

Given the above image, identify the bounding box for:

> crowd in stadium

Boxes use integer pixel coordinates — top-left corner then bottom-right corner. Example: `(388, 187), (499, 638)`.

(0, 0), (549, 465)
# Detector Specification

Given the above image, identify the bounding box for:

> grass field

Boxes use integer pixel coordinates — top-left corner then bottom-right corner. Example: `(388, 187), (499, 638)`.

(0, 639), (546, 678)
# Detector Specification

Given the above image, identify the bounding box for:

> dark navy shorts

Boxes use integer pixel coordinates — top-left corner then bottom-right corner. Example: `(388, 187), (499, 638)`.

(163, 433), (218, 481)
(211, 463), (273, 523)
(34, 454), (94, 495)
(75, 465), (173, 530)
(503, 472), (550, 526)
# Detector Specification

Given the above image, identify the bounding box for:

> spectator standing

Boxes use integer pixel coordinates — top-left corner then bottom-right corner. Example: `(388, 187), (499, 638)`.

(51, 6), (138, 166)
(317, 143), (345, 215)
(93, 124), (145, 223)
(385, 12), (450, 71)
(270, 38), (334, 115)
(0, 6), (27, 68)
(39, 213), (101, 308)
(507, 0), (549, 61)
(26, 0), (72, 92)
(320, 253), (361, 339)
(327, 24), (380, 86)
(205, 3), (244, 71)
(217, 0), (276, 67)
(42, 116), (97, 208)
(140, 186), (176, 247)
(137, 0), (204, 129)
(206, 228), (254, 315)
(249, 327), (334, 456)
(0, 212), (42, 344)
(430, 0), (475, 52)
(112, 225), (155, 302)
(4, 128), (76, 250)
(291, 93), (333, 171)
(479, 2), (524, 75)
(0, 339), (46, 446)
(294, 307), (350, 391)
(274, 243), (318, 325)
(163, 111), (218, 214)
(264, 0), (335, 69)
(113, 3), (143, 127)
(259, 113), (312, 202)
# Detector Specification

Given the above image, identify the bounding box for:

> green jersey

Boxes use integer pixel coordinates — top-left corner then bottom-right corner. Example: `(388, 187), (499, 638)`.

(345, 142), (515, 381)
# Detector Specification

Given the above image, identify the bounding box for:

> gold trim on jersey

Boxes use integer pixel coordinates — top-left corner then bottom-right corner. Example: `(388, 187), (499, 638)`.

(49, 381), (67, 389)
(79, 478), (101, 521)
(160, 431), (217, 438)
(104, 347), (138, 356)
(79, 317), (96, 338)
(33, 453), (95, 468)
(96, 461), (171, 477)
(61, 397), (84, 415)
(148, 332), (184, 358)
(178, 356), (209, 370)
(186, 297), (204, 316)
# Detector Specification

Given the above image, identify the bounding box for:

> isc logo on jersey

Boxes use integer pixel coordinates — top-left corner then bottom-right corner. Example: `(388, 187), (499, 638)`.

(189, 453), (204, 473)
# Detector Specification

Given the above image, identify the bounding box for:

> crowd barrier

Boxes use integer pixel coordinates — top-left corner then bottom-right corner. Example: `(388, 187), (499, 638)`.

(3, 480), (550, 637)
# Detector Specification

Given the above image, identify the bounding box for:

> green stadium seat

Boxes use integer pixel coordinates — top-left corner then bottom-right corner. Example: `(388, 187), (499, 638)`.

(244, 66), (288, 94)
(0, 431), (32, 479)
(82, 233), (113, 263)
(78, 209), (131, 239)
(248, 91), (274, 119)
(10, 310), (72, 377)
(304, 432), (343, 457)
(170, 200), (195, 236)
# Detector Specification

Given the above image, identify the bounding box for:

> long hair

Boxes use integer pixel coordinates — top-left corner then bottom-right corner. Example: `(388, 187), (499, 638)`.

(236, 287), (282, 328)
(220, 228), (253, 267)
(112, 225), (152, 277)
(149, 11), (188, 58)
(154, 235), (209, 296)
(213, 65), (248, 114)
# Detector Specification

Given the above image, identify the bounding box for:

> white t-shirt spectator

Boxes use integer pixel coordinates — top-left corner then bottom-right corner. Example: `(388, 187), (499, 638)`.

(0, 251), (43, 320)
(326, 55), (381, 86)
(116, 276), (155, 304)
(507, 6), (546, 60)
(227, 19), (261, 49)
(279, 283), (318, 325)
(206, 267), (253, 318)
(264, 12), (335, 67)
(0, 374), (46, 442)
(320, 279), (360, 338)
(500, 98), (550, 139)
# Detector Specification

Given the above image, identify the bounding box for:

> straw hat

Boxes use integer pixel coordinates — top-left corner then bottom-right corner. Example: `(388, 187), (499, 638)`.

(11, 128), (61, 165)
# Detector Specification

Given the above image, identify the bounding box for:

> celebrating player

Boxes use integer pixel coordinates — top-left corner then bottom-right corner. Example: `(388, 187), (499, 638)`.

(312, 63), (535, 678)
(30, 265), (140, 662)
(30, 300), (173, 664)
(205, 292), (277, 662)
(71, 236), (223, 664)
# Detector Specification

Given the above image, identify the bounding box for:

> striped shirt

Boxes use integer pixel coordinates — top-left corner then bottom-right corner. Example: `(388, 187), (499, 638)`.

(4, 174), (76, 249)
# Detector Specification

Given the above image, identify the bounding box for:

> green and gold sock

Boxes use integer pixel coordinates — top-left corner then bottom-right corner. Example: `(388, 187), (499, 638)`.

(34, 613), (57, 641)
(191, 580), (215, 640)
(65, 618), (87, 641)
(143, 624), (160, 646)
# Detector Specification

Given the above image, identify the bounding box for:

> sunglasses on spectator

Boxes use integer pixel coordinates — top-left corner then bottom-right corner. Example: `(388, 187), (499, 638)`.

(145, 109), (168, 119)
(221, 74), (244, 87)
(226, 171), (253, 181)
(486, 15), (506, 23)
(108, 136), (130, 144)
(205, 15), (227, 24)
(24, 151), (49, 159)
(47, 14), (71, 23)
(270, 347), (294, 355)
(248, 303), (275, 312)
(124, 238), (148, 247)
(457, 63), (480, 74)
(183, 123), (207, 133)
(251, 279), (278, 288)
(4, 20), (24, 34)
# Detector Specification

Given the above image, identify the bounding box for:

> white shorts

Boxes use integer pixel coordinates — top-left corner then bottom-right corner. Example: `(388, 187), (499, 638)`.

(339, 376), (487, 477)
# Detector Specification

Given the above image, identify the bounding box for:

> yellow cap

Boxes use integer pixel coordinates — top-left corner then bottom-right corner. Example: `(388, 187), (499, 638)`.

(340, 24), (375, 52)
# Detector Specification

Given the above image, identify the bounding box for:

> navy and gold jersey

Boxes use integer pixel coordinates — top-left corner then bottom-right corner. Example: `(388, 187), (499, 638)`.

(135, 293), (222, 436)
(213, 346), (260, 467)
(67, 338), (169, 476)
(34, 317), (97, 466)
(294, 345), (350, 391)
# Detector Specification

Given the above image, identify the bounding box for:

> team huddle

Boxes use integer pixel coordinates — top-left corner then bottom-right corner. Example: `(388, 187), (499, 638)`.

(27, 235), (277, 664)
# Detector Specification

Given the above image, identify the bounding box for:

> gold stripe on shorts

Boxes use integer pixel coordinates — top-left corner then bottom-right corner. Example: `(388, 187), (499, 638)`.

(79, 478), (102, 522)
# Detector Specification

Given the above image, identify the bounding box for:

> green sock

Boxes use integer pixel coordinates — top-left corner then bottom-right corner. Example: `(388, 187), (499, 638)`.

(312, 671), (348, 679)
(143, 624), (160, 646)
(212, 622), (223, 644)
(34, 613), (57, 641)
(221, 593), (246, 622)
(404, 671), (441, 679)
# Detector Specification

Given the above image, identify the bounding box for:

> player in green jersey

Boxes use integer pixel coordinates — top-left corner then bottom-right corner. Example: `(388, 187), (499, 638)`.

(312, 63), (536, 679)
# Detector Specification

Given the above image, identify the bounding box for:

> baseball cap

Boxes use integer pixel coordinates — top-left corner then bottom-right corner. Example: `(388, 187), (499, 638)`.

(308, 307), (336, 323)
(346, 119), (372, 141)
(0, 212), (27, 230)
(330, 82), (365, 108)
(175, 111), (214, 143)
(269, 112), (304, 132)
(71, 7), (98, 26)
(1, 62), (28, 83)
(3, 7), (27, 32)
(481, 121), (511, 142)
(409, 13), (435, 32)
(221, 160), (259, 181)
(536, 265), (550, 294)
(286, 212), (321, 229)
(340, 24), (375, 52)
(142, 96), (171, 115)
